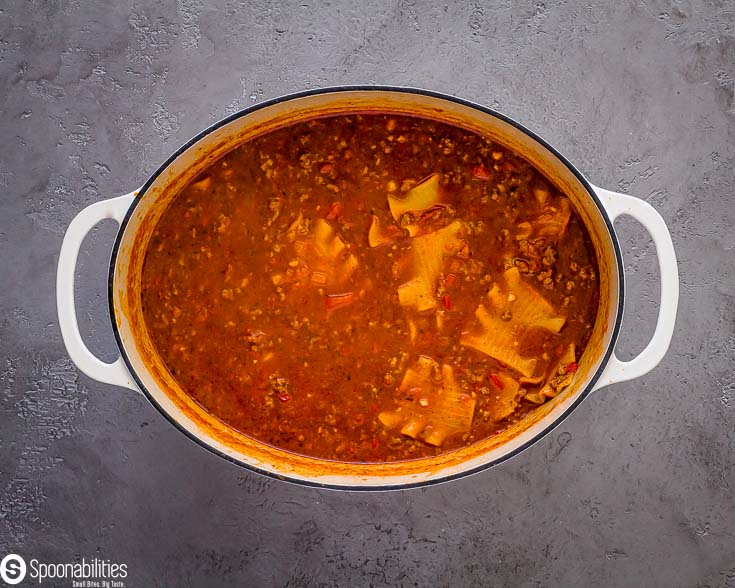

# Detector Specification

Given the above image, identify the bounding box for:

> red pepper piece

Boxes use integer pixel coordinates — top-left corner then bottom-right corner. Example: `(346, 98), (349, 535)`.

(418, 207), (443, 224)
(490, 373), (504, 391)
(443, 295), (452, 310)
(564, 362), (579, 374)
(372, 436), (379, 449)
(325, 201), (343, 221)
(472, 163), (490, 180)
(325, 292), (354, 311)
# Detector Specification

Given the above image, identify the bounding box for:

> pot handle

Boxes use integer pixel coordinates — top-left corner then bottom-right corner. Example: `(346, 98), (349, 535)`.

(591, 186), (679, 391)
(56, 192), (140, 392)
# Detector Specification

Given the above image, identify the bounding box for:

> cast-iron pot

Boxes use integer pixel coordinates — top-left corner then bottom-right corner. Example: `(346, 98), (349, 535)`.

(57, 87), (679, 489)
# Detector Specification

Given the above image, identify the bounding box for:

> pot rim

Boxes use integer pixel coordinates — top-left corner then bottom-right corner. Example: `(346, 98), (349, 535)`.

(107, 85), (625, 490)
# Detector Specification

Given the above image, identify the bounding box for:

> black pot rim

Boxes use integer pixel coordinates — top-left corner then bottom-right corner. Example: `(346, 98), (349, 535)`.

(107, 85), (625, 491)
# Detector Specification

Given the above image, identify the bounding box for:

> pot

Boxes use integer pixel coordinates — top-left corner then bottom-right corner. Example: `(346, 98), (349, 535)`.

(56, 87), (679, 489)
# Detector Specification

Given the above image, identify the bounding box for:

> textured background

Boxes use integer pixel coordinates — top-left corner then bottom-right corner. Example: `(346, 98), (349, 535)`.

(1, 0), (734, 586)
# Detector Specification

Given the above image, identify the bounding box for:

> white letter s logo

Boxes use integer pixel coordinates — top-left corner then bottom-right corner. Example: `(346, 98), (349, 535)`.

(0, 554), (26, 585)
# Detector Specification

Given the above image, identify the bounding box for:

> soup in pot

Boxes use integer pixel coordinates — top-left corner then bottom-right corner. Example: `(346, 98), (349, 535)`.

(140, 113), (599, 462)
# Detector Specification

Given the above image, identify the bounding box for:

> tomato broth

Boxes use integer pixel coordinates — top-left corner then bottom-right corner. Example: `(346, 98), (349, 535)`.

(141, 113), (599, 462)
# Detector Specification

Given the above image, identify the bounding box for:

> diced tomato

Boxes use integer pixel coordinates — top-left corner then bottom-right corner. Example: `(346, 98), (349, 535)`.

(319, 162), (334, 174)
(490, 373), (504, 391)
(443, 295), (452, 310)
(564, 362), (579, 373)
(325, 201), (343, 220)
(444, 273), (457, 288)
(278, 393), (291, 402)
(325, 292), (354, 311)
(472, 163), (490, 180)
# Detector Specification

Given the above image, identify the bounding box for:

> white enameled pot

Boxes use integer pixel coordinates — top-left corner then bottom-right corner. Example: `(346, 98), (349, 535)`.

(56, 88), (679, 489)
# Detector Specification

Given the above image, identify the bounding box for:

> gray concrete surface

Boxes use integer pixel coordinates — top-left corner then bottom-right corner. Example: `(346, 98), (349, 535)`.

(1, 0), (734, 586)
